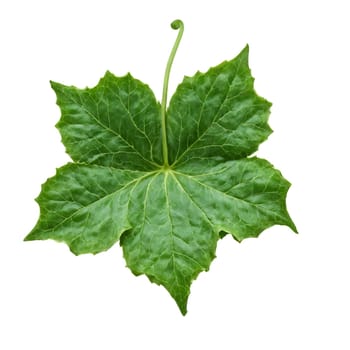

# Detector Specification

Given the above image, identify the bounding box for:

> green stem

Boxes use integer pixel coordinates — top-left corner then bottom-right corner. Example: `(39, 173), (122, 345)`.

(161, 19), (184, 168)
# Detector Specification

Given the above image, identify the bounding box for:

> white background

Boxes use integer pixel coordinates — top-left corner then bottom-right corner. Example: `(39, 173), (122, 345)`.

(1, 0), (349, 349)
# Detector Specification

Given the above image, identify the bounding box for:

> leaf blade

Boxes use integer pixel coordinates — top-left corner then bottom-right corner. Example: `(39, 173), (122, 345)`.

(175, 158), (297, 241)
(52, 72), (163, 170)
(167, 45), (272, 166)
(121, 172), (218, 315)
(25, 163), (148, 254)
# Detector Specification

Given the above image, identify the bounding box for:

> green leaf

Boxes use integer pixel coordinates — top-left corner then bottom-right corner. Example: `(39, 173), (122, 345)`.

(26, 22), (296, 315)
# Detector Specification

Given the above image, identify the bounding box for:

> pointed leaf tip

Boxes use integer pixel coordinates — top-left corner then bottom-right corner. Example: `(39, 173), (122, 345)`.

(237, 44), (250, 63)
(50, 80), (59, 88)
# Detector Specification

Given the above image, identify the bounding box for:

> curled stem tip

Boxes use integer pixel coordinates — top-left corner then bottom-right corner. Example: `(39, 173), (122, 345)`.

(171, 19), (184, 30)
